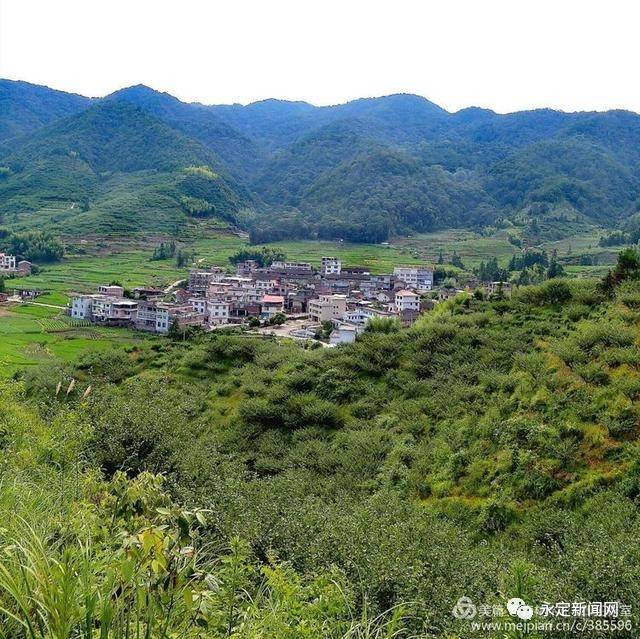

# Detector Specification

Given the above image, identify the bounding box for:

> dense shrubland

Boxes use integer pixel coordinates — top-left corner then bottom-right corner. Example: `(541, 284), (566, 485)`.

(5, 264), (640, 635)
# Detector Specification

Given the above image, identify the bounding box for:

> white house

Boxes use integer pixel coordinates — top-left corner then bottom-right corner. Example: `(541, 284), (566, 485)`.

(207, 299), (230, 326)
(70, 294), (94, 319)
(0, 253), (16, 271)
(393, 266), (433, 292)
(394, 290), (420, 313)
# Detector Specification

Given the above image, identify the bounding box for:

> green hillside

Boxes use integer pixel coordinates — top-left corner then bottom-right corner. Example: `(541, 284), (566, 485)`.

(4, 262), (640, 635)
(0, 101), (251, 232)
(2, 80), (640, 241)
(0, 78), (91, 144)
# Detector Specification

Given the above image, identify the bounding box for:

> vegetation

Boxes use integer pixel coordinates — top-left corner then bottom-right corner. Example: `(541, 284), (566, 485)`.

(0, 228), (64, 262)
(3, 81), (640, 242)
(228, 246), (286, 267)
(3, 254), (640, 635)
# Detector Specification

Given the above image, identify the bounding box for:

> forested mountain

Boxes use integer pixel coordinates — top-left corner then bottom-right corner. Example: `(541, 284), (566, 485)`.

(2, 79), (640, 240)
(106, 85), (265, 180)
(0, 100), (250, 233)
(0, 79), (91, 144)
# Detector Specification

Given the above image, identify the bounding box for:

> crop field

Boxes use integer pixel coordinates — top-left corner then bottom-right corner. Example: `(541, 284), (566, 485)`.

(0, 303), (147, 377)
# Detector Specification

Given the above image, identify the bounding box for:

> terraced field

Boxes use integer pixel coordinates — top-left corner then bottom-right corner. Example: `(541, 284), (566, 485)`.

(0, 304), (147, 377)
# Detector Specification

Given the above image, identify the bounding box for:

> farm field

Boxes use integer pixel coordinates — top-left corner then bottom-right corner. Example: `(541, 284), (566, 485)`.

(0, 303), (147, 377)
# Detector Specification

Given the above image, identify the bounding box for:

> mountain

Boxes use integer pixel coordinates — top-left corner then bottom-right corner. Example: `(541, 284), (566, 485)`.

(2, 79), (640, 241)
(105, 85), (265, 180)
(0, 79), (92, 145)
(0, 101), (250, 233)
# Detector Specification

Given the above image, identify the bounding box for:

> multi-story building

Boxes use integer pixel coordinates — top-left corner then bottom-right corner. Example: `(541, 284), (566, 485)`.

(188, 268), (224, 293)
(393, 266), (434, 292)
(70, 294), (94, 319)
(394, 290), (420, 313)
(189, 297), (207, 316)
(321, 256), (342, 275)
(137, 302), (205, 333)
(260, 294), (285, 319)
(207, 299), (230, 325)
(0, 253), (16, 271)
(271, 261), (312, 272)
(308, 294), (347, 323)
(91, 297), (138, 325)
(98, 285), (124, 297)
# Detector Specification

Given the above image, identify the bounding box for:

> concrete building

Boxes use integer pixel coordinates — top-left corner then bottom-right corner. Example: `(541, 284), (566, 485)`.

(70, 295), (93, 319)
(188, 269), (224, 293)
(271, 261), (312, 272)
(394, 290), (420, 313)
(0, 253), (16, 271)
(321, 256), (342, 275)
(137, 302), (205, 334)
(393, 266), (434, 292)
(98, 285), (124, 298)
(207, 299), (230, 325)
(261, 294), (285, 319)
(308, 294), (347, 323)
(91, 297), (138, 325)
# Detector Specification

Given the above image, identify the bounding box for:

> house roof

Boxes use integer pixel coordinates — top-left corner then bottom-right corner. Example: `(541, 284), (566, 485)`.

(396, 289), (419, 296)
(262, 294), (285, 304)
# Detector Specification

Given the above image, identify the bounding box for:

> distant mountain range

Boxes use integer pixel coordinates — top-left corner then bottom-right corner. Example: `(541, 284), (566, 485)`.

(1, 78), (639, 242)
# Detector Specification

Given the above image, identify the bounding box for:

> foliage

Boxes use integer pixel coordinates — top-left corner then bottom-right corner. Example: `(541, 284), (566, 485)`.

(228, 246), (286, 267)
(0, 228), (63, 262)
(5, 81), (640, 241)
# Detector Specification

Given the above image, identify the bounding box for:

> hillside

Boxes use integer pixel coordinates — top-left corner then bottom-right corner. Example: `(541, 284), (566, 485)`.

(4, 267), (640, 635)
(0, 100), (251, 233)
(105, 85), (266, 180)
(2, 79), (640, 241)
(0, 79), (91, 144)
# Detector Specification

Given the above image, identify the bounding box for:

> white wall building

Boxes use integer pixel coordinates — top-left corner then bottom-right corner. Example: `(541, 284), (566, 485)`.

(70, 295), (94, 319)
(394, 290), (421, 313)
(308, 294), (347, 323)
(393, 266), (433, 292)
(321, 256), (342, 275)
(0, 253), (16, 271)
(207, 299), (230, 325)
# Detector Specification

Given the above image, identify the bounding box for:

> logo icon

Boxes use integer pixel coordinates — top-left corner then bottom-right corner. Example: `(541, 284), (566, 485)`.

(507, 598), (534, 620)
(452, 596), (477, 620)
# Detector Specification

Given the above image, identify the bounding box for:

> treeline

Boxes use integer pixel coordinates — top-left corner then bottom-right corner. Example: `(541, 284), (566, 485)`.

(228, 246), (286, 267)
(0, 228), (63, 262)
(475, 249), (564, 285)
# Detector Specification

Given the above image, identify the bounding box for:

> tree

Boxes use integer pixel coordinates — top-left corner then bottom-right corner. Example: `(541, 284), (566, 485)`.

(450, 251), (465, 269)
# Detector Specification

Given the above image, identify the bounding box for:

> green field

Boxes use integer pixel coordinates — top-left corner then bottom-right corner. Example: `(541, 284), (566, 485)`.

(0, 303), (148, 377)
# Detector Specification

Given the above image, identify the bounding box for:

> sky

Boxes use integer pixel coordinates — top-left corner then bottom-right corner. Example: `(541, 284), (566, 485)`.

(1, 0), (639, 113)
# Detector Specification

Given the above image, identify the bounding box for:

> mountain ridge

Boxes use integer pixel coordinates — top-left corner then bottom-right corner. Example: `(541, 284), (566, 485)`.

(2, 78), (640, 242)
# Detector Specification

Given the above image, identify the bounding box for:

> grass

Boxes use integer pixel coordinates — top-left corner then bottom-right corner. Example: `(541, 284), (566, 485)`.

(0, 304), (147, 377)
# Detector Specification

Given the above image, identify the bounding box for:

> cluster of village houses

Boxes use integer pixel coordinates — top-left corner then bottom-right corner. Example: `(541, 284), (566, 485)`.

(67, 256), (511, 345)
(0, 253), (33, 302)
(0, 253), (32, 277)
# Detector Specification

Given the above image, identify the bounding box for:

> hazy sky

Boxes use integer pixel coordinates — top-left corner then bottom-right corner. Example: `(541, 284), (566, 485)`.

(1, 0), (639, 113)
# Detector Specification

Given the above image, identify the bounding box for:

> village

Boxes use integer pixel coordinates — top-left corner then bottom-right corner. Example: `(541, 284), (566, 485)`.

(65, 255), (512, 345)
